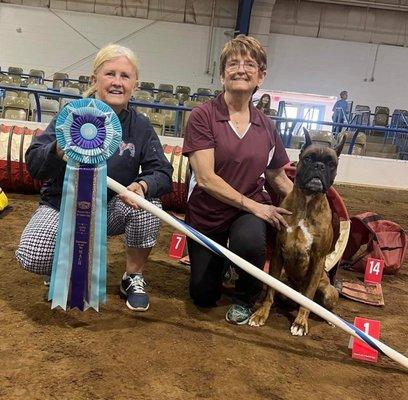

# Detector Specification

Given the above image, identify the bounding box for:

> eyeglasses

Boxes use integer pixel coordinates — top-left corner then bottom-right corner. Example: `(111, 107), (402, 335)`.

(225, 60), (259, 73)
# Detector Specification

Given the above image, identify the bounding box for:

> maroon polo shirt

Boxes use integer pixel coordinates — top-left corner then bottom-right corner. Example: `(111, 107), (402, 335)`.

(182, 94), (289, 235)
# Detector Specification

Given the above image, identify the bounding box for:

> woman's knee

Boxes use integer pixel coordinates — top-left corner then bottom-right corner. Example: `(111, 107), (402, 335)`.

(15, 205), (58, 275)
(230, 227), (266, 258)
(16, 240), (54, 275)
(230, 214), (266, 251)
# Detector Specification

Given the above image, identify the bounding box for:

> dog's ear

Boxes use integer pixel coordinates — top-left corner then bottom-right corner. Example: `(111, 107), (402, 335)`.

(301, 128), (313, 152)
(334, 133), (347, 157)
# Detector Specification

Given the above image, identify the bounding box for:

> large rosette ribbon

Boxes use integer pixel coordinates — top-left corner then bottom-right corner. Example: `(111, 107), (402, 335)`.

(49, 98), (122, 311)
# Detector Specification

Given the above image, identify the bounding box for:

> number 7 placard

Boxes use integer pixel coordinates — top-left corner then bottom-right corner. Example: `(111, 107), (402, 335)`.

(169, 233), (186, 259)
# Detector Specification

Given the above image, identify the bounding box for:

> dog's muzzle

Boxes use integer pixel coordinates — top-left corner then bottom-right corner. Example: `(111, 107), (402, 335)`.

(304, 177), (324, 192)
(298, 161), (333, 193)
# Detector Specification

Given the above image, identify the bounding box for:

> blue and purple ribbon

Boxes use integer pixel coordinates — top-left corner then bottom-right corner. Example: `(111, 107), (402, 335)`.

(49, 99), (121, 311)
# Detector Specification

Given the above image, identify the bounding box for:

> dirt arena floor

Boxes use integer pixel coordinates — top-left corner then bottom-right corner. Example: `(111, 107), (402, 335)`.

(0, 185), (407, 400)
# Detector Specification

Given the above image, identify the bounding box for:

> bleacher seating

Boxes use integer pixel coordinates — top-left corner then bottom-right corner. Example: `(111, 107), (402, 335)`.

(39, 98), (59, 123)
(134, 90), (155, 117)
(78, 76), (90, 93)
(59, 86), (81, 109)
(27, 83), (48, 121)
(354, 105), (371, 125)
(156, 83), (174, 101)
(29, 69), (45, 83)
(0, 76), (15, 86)
(373, 106), (389, 127)
(1, 97), (30, 120)
(390, 109), (408, 128)
(52, 72), (69, 90)
(175, 85), (191, 103)
(341, 131), (366, 155)
(197, 88), (212, 95)
(139, 81), (155, 93)
(309, 130), (332, 147)
(0, 66), (221, 106)
(8, 66), (23, 74)
(159, 97), (180, 134)
(149, 113), (166, 136)
(1, 67), (407, 156)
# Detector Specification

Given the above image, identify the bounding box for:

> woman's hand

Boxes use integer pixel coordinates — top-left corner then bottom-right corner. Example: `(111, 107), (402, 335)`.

(118, 181), (147, 209)
(251, 202), (292, 230)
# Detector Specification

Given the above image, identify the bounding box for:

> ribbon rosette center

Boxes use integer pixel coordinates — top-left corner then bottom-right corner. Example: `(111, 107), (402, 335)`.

(71, 114), (106, 150)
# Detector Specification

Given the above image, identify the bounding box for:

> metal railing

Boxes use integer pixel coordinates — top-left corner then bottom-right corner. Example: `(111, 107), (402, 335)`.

(1, 84), (408, 158)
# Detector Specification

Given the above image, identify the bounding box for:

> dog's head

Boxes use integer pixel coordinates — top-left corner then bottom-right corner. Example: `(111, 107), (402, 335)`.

(295, 128), (346, 194)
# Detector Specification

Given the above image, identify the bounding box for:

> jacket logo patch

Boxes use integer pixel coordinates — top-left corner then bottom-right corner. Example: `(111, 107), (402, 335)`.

(119, 141), (135, 157)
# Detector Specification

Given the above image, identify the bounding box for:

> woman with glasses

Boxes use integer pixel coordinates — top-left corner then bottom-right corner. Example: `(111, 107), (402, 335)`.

(182, 35), (293, 325)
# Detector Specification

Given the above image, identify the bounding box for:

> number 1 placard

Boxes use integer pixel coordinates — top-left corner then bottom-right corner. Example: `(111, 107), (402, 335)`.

(351, 317), (381, 363)
(364, 257), (384, 284)
(169, 233), (186, 259)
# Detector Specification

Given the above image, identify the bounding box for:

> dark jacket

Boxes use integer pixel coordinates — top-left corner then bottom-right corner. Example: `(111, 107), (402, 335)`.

(26, 107), (173, 210)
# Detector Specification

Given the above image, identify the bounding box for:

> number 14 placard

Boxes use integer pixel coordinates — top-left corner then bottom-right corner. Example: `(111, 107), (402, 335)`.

(364, 257), (384, 284)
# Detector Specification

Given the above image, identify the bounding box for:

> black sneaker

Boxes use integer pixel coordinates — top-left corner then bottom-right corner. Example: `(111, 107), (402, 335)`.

(120, 273), (149, 311)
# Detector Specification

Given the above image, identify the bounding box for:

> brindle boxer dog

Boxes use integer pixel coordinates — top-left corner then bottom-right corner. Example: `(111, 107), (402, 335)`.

(249, 129), (346, 336)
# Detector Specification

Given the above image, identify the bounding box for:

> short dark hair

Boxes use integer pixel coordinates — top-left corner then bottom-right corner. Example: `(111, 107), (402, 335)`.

(340, 90), (348, 97)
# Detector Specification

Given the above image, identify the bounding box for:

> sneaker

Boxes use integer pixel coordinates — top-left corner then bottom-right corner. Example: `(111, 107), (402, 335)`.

(120, 273), (149, 311)
(225, 304), (252, 325)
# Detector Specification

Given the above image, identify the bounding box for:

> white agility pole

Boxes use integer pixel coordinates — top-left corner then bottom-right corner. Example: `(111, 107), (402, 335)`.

(108, 177), (408, 370)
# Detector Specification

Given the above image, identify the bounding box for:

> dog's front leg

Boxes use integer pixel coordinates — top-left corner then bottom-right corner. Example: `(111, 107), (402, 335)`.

(291, 257), (325, 336)
(248, 286), (275, 327)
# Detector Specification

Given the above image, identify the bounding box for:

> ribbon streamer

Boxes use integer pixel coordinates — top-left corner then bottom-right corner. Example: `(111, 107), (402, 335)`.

(49, 99), (121, 311)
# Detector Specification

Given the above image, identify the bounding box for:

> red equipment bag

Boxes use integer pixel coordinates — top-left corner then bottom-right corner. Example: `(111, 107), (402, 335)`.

(341, 212), (408, 275)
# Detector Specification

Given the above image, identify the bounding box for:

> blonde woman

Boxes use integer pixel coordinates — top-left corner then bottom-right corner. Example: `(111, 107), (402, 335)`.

(16, 44), (173, 312)
(183, 35), (293, 324)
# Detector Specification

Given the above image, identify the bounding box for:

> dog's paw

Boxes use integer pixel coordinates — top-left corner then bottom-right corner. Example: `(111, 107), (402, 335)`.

(248, 311), (268, 327)
(290, 321), (309, 336)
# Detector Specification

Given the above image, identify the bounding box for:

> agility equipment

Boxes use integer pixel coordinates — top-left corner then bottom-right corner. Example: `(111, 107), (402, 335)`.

(107, 177), (408, 370)
(341, 212), (407, 274)
(4, 113), (404, 368)
(0, 123), (43, 193)
(48, 99), (122, 311)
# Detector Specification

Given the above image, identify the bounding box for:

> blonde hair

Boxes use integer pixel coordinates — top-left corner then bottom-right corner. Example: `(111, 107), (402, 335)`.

(83, 44), (139, 97)
(219, 34), (267, 77)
